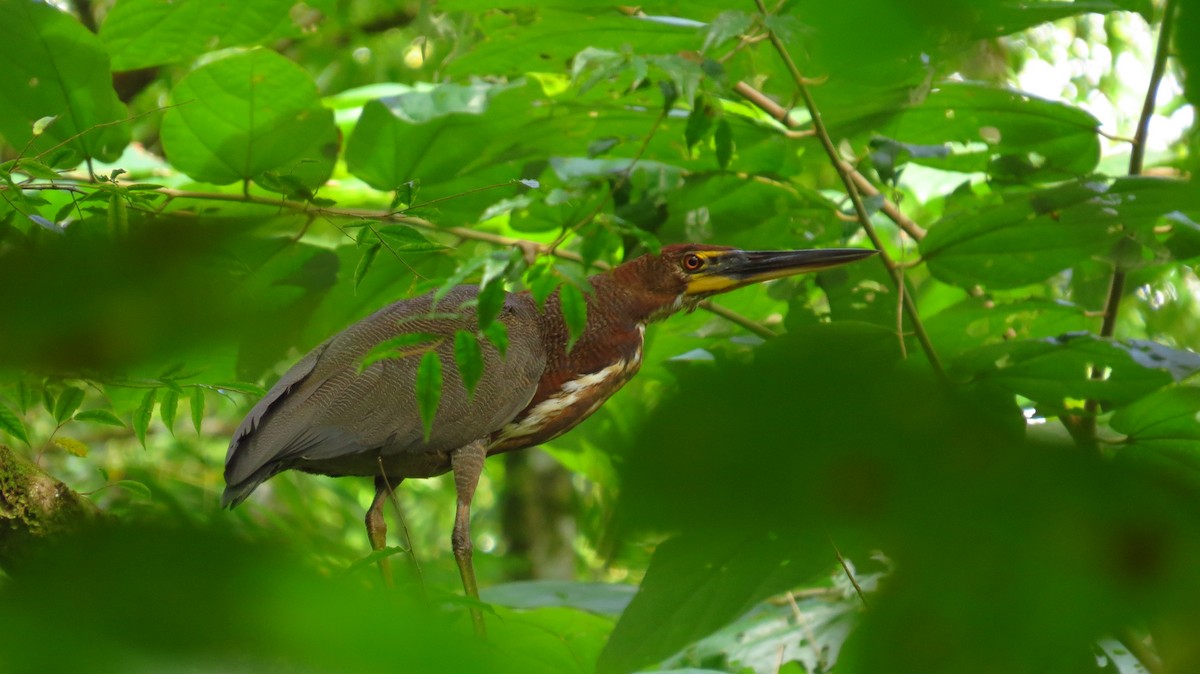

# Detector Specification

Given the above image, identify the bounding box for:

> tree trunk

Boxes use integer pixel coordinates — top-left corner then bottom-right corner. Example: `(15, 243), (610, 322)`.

(500, 449), (576, 579)
(0, 445), (103, 573)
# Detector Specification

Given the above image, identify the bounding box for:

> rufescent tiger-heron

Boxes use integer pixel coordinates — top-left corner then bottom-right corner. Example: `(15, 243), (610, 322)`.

(222, 244), (875, 627)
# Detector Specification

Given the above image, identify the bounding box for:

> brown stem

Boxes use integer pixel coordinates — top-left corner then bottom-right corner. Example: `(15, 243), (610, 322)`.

(751, 0), (945, 379)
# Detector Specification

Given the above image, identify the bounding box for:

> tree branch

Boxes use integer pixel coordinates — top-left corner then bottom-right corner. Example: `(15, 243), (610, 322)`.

(750, 0), (945, 379)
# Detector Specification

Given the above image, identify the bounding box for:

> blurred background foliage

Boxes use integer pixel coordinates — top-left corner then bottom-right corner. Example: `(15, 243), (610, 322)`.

(1, 0), (1199, 672)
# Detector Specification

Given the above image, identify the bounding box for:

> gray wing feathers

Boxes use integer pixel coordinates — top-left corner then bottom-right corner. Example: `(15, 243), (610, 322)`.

(223, 286), (545, 505)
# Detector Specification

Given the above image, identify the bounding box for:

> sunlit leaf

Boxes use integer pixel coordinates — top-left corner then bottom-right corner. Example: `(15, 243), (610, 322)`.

(375, 225), (446, 253)
(53, 437), (88, 457)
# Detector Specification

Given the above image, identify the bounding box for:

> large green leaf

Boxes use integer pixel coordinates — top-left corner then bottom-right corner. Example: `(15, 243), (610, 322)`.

(344, 81), (529, 190)
(100, 0), (331, 70)
(161, 48), (338, 187)
(0, 0), (129, 165)
(951, 333), (1200, 410)
(1111, 387), (1200, 491)
(879, 82), (1101, 181)
(596, 531), (829, 674)
(922, 177), (1200, 289)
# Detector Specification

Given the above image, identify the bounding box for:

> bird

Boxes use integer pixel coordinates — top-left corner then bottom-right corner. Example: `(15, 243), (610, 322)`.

(222, 243), (876, 628)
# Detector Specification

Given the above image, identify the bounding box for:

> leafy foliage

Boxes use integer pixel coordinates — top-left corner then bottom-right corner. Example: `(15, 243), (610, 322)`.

(1, 0), (1198, 672)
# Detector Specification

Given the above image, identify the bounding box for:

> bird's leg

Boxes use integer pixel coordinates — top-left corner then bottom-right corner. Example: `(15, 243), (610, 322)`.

(366, 475), (394, 587)
(450, 439), (488, 635)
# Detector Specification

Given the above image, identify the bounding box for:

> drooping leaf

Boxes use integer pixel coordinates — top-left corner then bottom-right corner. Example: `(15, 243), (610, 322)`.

(354, 242), (381, 291)
(133, 388), (157, 448)
(52, 386), (84, 423)
(476, 279), (507, 331)
(454, 330), (484, 400)
(560, 283), (588, 351)
(684, 99), (715, 151)
(190, 387), (205, 434)
(416, 350), (443, 442)
(358, 333), (442, 372)
(161, 48), (338, 187)
(0, 0), (130, 165)
(159, 389), (179, 435)
(75, 409), (125, 428)
(0, 401), (29, 446)
(483, 320), (509, 359)
(714, 119), (733, 170)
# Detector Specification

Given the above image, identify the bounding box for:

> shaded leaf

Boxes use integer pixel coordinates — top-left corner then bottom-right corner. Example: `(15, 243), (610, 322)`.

(53, 386), (84, 423)
(416, 350), (443, 442)
(0, 401), (29, 446)
(454, 330), (484, 400)
(190, 387), (205, 434)
(714, 119), (733, 170)
(354, 242), (381, 291)
(476, 279), (507, 331)
(0, 0), (129, 165)
(376, 225), (446, 253)
(160, 389), (179, 435)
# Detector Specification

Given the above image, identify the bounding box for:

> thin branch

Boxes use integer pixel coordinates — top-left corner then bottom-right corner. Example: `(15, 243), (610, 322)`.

(1080, 0), (1179, 448)
(750, 0), (945, 379)
(1116, 627), (1164, 674)
(8, 182), (777, 338)
(732, 81), (925, 240)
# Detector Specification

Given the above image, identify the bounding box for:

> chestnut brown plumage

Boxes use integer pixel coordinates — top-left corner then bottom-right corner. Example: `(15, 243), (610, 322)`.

(223, 244), (875, 628)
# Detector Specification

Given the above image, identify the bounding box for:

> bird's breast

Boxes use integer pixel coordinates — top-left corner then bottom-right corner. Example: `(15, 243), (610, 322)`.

(490, 335), (644, 453)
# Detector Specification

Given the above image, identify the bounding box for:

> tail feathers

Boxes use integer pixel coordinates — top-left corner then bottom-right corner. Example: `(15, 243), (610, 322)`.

(221, 462), (286, 509)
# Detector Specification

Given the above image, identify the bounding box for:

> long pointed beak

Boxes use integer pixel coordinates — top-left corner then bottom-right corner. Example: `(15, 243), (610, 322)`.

(685, 248), (877, 296)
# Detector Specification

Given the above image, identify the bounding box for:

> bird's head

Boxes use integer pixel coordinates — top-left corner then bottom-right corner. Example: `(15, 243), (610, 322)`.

(617, 243), (878, 321)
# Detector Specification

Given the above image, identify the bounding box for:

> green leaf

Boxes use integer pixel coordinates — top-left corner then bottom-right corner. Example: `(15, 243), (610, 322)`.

(1111, 387), (1200, 491)
(160, 389), (179, 435)
(0, 0), (130, 165)
(99, 0), (320, 70)
(107, 194), (128, 238)
(483, 320), (510, 359)
(0, 401), (30, 446)
(213, 382), (269, 396)
(597, 531), (828, 674)
(190, 387), (205, 434)
(115, 480), (152, 501)
(133, 388), (157, 448)
(921, 177), (1200, 289)
(354, 242), (381, 291)
(454, 330), (484, 401)
(358, 333), (441, 372)
(161, 48), (338, 187)
(476, 279), (507, 331)
(75, 409), (125, 428)
(345, 81), (526, 190)
(53, 386), (84, 423)
(416, 350), (443, 442)
(684, 99), (715, 151)
(951, 334), (1187, 411)
(375, 225), (446, 253)
(880, 82), (1101, 181)
(53, 437), (89, 458)
(560, 283), (588, 351)
(714, 119), (733, 170)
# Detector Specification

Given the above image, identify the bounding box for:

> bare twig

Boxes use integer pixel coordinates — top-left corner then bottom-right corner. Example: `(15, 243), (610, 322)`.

(1116, 627), (1164, 674)
(750, 0), (944, 379)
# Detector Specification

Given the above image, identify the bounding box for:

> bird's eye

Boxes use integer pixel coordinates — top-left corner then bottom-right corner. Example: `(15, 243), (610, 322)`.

(682, 254), (705, 272)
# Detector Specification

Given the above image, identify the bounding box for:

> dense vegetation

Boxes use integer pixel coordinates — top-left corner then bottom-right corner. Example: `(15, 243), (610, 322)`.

(2, 0), (1199, 672)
